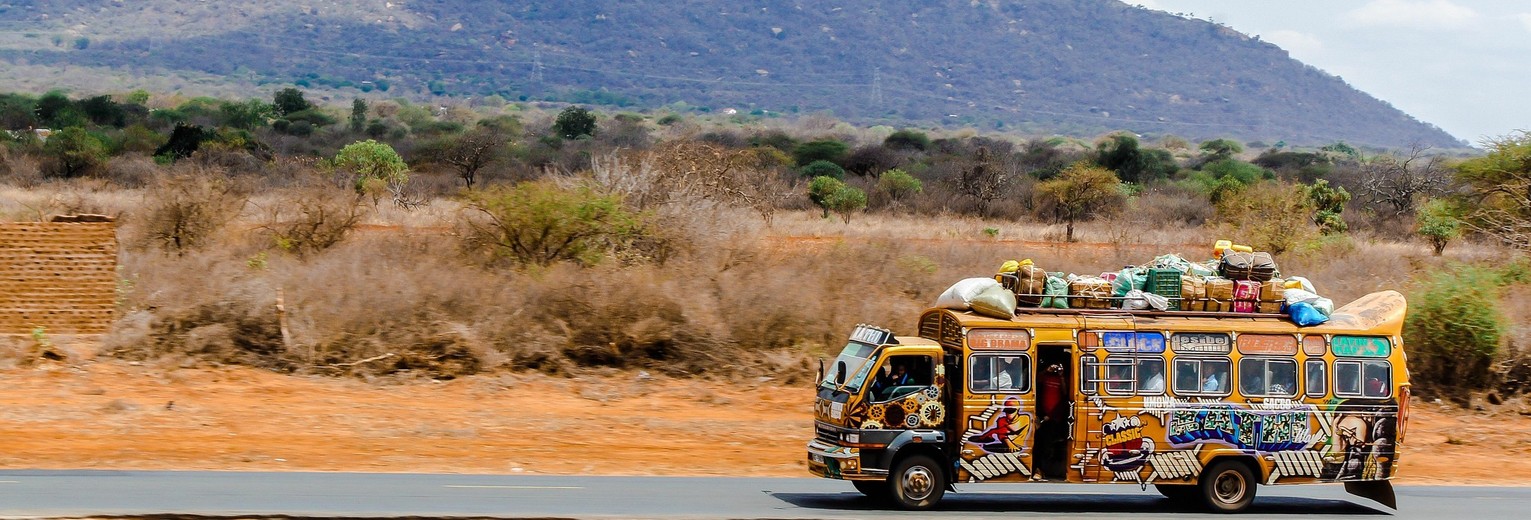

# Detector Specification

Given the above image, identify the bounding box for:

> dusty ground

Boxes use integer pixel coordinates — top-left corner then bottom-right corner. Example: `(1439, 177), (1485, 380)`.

(2, 358), (1529, 485)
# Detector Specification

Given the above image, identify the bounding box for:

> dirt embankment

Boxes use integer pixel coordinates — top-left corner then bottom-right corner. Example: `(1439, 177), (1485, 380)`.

(2, 359), (1530, 485)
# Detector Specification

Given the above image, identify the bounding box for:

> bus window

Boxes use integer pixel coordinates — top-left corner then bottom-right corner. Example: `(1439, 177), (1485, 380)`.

(1080, 354), (1098, 395)
(1335, 361), (1362, 396)
(1239, 358), (1298, 397)
(1173, 357), (1230, 396)
(1304, 359), (1327, 398)
(1138, 357), (1165, 394)
(969, 354), (1030, 393)
(1104, 357), (1135, 394)
(1336, 360), (1392, 398)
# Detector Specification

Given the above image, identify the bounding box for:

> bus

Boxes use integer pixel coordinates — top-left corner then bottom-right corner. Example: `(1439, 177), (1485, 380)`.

(807, 290), (1408, 512)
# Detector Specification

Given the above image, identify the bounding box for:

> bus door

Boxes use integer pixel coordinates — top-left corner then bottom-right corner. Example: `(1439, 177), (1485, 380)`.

(958, 329), (1034, 482)
(1034, 342), (1074, 481)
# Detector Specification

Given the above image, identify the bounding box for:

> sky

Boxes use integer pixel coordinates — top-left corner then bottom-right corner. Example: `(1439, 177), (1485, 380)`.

(1133, 0), (1531, 146)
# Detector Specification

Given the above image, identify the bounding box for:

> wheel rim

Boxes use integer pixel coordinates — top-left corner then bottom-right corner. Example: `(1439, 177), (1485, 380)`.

(901, 465), (935, 501)
(1213, 469), (1247, 504)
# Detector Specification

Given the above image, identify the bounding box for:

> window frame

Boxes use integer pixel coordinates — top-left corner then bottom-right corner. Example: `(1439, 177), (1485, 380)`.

(1171, 356), (1233, 397)
(1304, 359), (1327, 398)
(967, 352), (1033, 394)
(1080, 354), (1099, 396)
(868, 354), (937, 403)
(1099, 354), (1168, 396)
(1334, 359), (1393, 399)
(1238, 357), (1300, 398)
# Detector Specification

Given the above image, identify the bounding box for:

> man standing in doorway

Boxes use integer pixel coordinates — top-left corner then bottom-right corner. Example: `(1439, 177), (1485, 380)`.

(1034, 363), (1067, 479)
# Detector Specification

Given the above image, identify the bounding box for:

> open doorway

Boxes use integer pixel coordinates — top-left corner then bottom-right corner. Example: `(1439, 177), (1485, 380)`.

(1034, 345), (1073, 479)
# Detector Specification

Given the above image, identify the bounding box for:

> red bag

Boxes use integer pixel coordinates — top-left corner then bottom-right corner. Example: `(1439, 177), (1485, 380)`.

(1233, 280), (1261, 301)
(1233, 300), (1257, 313)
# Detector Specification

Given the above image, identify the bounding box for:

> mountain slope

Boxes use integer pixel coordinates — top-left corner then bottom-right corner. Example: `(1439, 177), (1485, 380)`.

(0, 0), (1463, 148)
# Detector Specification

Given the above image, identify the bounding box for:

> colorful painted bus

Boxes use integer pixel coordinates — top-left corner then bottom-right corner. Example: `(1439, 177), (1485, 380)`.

(808, 290), (1408, 512)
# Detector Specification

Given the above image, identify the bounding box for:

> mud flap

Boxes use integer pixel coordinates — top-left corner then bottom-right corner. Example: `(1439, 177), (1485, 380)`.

(1344, 480), (1396, 509)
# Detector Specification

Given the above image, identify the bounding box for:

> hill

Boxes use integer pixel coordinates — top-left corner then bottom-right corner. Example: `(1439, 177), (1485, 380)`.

(0, 0), (1464, 148)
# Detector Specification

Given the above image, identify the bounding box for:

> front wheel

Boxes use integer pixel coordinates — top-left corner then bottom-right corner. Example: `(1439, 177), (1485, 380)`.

(887, 454), (945, 510)
(1199, 460), (1257, 513)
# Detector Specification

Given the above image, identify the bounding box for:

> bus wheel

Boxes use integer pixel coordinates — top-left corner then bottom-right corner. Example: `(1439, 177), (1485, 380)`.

(1154, 483), (1198, 502)
(853, 480), (889, 501)
(888, 454), (945, 510)
(1199, 460), (1257, 513)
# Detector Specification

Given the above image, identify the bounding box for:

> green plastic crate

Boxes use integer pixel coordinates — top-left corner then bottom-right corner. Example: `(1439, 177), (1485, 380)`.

(1146, 268), (1182, 310)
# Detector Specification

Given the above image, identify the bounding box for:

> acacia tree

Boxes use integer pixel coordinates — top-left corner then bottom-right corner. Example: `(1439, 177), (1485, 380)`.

(1361, 143), (1448, 216)
(553, 106), (597, 139)
(1416, 198), (1462, 255)
(1034, 162), (1122, 242)
(435, 125), (507, 188)
(957, 146), (1011, 216)
(1458, 131), (1531, 249)
(333, 140), (410, 206)
(1215, 181), (1318, 255)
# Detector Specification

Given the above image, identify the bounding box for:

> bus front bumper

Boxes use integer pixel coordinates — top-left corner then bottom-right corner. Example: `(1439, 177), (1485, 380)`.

(806, 439), (884, 481)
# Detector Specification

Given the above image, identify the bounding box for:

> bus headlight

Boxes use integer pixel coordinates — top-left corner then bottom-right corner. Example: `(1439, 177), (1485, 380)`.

(843, 433), (860, 444)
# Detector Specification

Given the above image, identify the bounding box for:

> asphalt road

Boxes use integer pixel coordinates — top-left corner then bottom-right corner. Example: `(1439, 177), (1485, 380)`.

(0, 470), (1524, 519)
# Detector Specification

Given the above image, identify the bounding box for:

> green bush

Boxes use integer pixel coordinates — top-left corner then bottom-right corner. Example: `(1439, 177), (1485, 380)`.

(1404, 267), (1506, 394)
(459, 181), (648, 267)
(1416, 198), (1462, 255)
(884, 129), (931, 151)
(800, 159), (845, 179)
(877, 168), (923, 202)
(792, 139), (848, 166)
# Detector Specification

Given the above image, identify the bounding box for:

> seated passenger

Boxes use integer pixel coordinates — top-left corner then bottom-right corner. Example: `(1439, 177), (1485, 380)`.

(1201, 373), (1221, 392)
(1141, 371), (1164, 393)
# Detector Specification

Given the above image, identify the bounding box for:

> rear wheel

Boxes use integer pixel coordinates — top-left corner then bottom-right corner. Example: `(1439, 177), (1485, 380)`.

(852, 480), (889, 501)
(1199, 460), (1257, 513)
(887, 454), (945, 510)
(1155, 483), (1198, 502)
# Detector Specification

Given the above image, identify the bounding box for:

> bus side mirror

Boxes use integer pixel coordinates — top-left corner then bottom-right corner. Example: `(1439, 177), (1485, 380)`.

(816, 358), (825, 385)
(835, 360), (847, 386)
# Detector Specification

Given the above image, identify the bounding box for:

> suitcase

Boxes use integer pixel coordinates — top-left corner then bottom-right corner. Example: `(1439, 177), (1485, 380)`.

(1233, 280), (1261, 301)
(1220, 251), (1278, 282)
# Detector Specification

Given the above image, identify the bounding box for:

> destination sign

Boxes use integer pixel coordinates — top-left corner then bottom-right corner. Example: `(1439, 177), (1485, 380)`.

(1302, 335), (1327, 356)
(1332, 335), (1390, 358)
(1171, 333), (1231, 354)
(1101, 331), (1166, 353)
(849, 324), (895, 346)
(968, 329), (1030, 350)
(1237, 334), (1298, 356)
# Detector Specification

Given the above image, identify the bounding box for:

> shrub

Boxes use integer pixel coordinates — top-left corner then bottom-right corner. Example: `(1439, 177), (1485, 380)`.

(260, 185), (366, 257)
(808, 176), (845, 218)
(459, 181), (649, 267)
(800, 159), (845, 180)
(552, 106), (597, 139)
(1307, 179), (1351, 235)
(137, 172), (247, 255)
(1416, 198), (1462, 255)
(1404, 267), (1505, 395)
(877, 168), (923, 203)
(792, 139), (848, 166)
(884, 129), (931, 151)
(41, 127), (108, 178)
(824, 183), (867, 223)
(1214, 181), (1317, 255)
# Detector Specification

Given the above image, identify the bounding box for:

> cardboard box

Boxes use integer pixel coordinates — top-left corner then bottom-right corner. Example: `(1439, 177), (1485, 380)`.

(1206, 278), (1234, 300)
(1258, 301), (1282, 314)
(1261, 279), (1287, 302)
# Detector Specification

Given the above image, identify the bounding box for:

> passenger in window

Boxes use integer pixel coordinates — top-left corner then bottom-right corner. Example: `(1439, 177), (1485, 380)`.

(1202, 373), (1221, 393)
(1366, 377), (1386, 396)
(1141, 369), (1164, 393)
(871, 360), (912, 399)
(1269, 381), (1289, 395)
(996, 358), (1017, 390)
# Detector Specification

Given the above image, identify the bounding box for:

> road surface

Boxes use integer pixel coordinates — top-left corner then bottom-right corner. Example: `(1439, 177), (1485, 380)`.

(0, 470), (1523, 518)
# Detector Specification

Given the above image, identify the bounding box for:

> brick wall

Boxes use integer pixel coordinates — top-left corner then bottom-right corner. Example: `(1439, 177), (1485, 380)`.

(0, 222), (118, 334)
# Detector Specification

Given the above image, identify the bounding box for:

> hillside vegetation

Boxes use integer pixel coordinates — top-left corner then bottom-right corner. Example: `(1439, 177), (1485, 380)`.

(0, 0), (1462, 148)
(0, 87), (1525, 401)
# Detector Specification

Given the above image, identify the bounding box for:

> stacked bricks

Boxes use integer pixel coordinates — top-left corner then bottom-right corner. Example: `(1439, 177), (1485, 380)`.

(0, 221), (118, 334)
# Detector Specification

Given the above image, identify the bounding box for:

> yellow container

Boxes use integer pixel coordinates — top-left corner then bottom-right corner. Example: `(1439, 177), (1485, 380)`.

(1230, 244), (1254, 253)
(1213, 239), (1232, 258)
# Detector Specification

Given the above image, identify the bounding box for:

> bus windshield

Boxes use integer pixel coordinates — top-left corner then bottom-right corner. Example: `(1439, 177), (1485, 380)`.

(821, 341), (880, 392)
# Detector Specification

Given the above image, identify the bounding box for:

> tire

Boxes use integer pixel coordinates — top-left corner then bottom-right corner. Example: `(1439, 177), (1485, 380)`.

(853, 480), (889, 501)
(1155, 483), (1198, 502)
(1199, 460), (1257, 513)
(887, 454), (945, 510)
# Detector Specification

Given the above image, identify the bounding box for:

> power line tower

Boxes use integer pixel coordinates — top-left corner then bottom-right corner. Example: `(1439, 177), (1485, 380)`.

(531, 49), (545, 84)
(870, 67), (884, 105)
